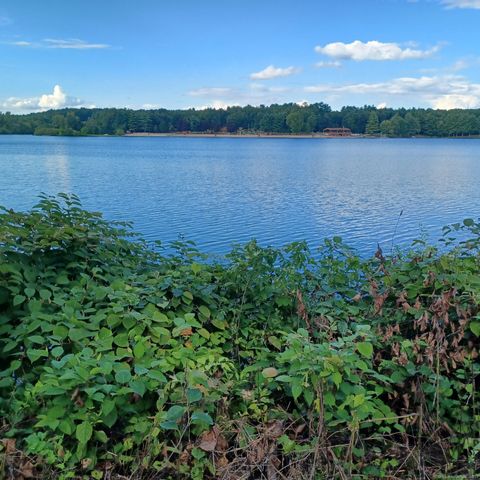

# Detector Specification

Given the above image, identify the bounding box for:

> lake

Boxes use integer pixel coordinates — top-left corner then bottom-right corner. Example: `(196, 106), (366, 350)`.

(1, 134), (479, 256)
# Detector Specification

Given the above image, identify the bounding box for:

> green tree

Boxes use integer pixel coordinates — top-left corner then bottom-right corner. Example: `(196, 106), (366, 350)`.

(380, 119), (394, 136)
(404, 112), (421, 136)
(391, 114), (409, 137)
(365, 111), (380, 135)
(286, 110), (305, 133)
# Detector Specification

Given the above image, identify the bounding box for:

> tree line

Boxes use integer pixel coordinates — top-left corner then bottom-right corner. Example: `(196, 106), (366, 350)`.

(1, 102), (480, 137)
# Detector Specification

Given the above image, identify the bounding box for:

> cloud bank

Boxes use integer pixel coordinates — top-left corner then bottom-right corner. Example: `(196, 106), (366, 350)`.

(442, 0), (480, 8)
(315, 40), (440, 61)
(2, 85), (93, 112)
(305, 75), (480, 109)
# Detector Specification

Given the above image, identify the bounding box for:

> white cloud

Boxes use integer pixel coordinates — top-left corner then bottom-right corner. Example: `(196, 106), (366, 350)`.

(43, 38), (110, 49)
(315, 60), (342, 68)
(451, 59), (469, 71)
(9, 40), (32, 46)
(38, 85), (67, 109)
(194, 100), (240, 110)
(442, 0), (480, 8)
(249, 83), (290, 93)
(5, 38), (110, 49)
(2, 96), (38, 110)
(315, 40), (440, 61)
(377, 102), (388, 109)
(142, 103), (160, 109)
(432, 94), (480, 109)
(305, 76), (444, 94)
(2, 85), (92, 112)
(188, 87), (233, 97)
(305, 75), (480, 109)
(250, 65), (300, 80)
(187, 83), (294, 109)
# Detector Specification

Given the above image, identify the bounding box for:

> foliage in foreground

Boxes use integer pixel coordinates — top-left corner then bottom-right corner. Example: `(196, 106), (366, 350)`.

(0, 195), (479, 479)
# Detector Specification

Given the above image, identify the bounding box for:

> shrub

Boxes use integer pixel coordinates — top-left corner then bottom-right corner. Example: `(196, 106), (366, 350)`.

(0, 195), (479, 478)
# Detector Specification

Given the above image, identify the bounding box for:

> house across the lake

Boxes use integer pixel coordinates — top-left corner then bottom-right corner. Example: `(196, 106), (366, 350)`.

(323, 127), (352, 137)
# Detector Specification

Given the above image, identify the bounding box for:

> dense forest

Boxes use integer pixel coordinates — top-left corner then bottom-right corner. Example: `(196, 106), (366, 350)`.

(1, 102), (480, 137)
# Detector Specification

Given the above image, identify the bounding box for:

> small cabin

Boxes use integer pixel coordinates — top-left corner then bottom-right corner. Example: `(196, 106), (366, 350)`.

(323, 127), (352, 137)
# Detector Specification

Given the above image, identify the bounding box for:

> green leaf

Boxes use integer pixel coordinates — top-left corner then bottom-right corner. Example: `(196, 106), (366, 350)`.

(470, 321), (480, 337)
(115, 369), (132, 384)
(183, 291), (193, 301)
(95, 430), (108, 443)
(13, 295), (26, 306)
(58, 419), (74, 435)
(27, 348), (48, 362)
(51, 346), (64, 357)
(262, 367), (279, 378)
(152, 311), (169, 323)
(166, 405), (185, 421)
(102, 399), (116, 416)
(9, 360), (21, 371)
(186, 388), (203, 403)
(113, 333), (129, 347)
(76, 421), (93, 444)
(39, 289), (51, 300)
(191, 263), (202, 274)
(133, 342), (146, 358)
(332, 371), (342, 387)
(463, 218), (474, 227)
(275, 296), (290, 307)
(130, 379), (146, 397)
(268, 336), (282, 349)
(197, 328), (210, 339)
(25, 287), (35, 298)
(27, 335), (45, 345)
(356, 342), (373, 358)
(102, 409), (118, 428)
(52, 325), (69, 339)
(191, 411), (213, 426)
(291, 381), (302, 400)
(147, 370), (167, 383)
(0, 377), (13, 388)
(303, 388), (314, 406)
(160, 420), (179, 430)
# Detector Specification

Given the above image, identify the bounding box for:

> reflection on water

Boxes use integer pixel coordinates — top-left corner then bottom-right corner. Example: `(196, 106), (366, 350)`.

(44, 144), (71, 193)
(0, 135), (479, 256)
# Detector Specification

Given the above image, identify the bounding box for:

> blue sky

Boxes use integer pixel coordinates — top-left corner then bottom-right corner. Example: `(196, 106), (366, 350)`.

(1, 0), (480, 112)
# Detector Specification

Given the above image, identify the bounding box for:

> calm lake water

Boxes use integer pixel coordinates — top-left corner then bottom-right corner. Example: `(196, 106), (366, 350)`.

(1, 135), (479, 255)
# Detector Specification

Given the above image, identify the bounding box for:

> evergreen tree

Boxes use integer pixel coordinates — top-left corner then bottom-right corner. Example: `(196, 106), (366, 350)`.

(365, 111), (380, 134)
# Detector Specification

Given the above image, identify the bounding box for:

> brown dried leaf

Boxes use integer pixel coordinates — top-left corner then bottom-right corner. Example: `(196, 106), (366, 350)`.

(216, 455), (229, 469)
(265, 420), (284, 439)
(180, 327), (193, 337)
(199, 430), (217, 452)
(1, 438), (16, 455)
(20, 460), (35, 479)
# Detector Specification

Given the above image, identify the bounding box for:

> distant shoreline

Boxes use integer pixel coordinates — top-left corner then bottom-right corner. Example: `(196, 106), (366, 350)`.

(123, 132), (480, 139)
(124, 132), (359, 139)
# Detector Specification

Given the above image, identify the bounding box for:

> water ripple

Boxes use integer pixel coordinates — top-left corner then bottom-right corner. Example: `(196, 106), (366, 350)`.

(0, 135), (479, 256)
